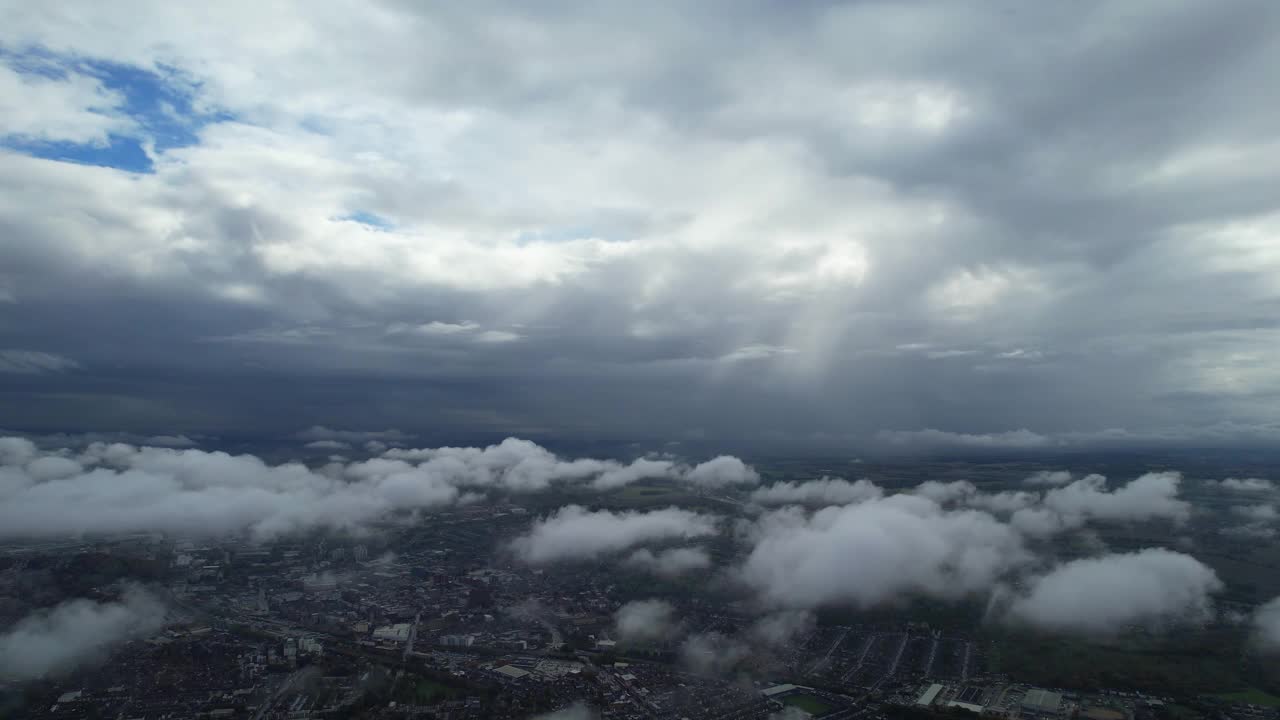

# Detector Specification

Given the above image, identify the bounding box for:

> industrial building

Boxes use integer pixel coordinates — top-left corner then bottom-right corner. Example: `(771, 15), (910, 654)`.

(1022, 688), (1063, 718)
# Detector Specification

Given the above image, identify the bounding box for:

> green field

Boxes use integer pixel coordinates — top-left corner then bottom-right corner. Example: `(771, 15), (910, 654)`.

(1212, 689), (1280, 707)
(782, 693), (833, 716)
(396, 678), (458, 704)
(986, 630), (1250, 694)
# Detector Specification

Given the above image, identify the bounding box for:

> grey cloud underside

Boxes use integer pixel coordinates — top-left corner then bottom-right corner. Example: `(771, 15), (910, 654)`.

(2, 2), (1280, 447)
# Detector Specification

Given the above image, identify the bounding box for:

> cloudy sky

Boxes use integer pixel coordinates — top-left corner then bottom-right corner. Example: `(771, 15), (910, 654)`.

(3, 1), (1280, 453)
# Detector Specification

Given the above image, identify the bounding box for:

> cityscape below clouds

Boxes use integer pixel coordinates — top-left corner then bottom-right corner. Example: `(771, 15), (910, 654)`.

(3, 2), (1280, 719)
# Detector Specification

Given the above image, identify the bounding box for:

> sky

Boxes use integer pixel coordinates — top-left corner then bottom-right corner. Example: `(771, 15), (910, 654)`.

(3, 1), (1280, 454)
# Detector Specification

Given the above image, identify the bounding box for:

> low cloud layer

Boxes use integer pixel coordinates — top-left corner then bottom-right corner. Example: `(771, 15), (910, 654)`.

(613, 599), (678, 643)
(1002, 549), (1222, 635)
(1211, 477), (1276, 493)
(750, 477), (883, 506)
(0, 436), (750, 541)
(1024, 471), (1074, 487)
(0, 586), (167, 682)
(510, 506), (719, 564)
(624, 547), (712, 578)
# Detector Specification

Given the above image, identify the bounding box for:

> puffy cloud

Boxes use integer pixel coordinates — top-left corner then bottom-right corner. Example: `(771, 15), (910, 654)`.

(1012, 472), (1190, 538)
(1002, 549), (1223, 635)
(624, 546), (712, 577)
(0, 63), (129, 145)
(510, 506), (719, 564)
(1252, 597), (1280, 653)
(592, 458), (677, 491)
(1213, 477), (1276, 493)
(0, 443), (462, 540)
(683, 456), (760, 488)
(304, 439), (351, 450)
(749, 477), (883, 506)
(0, 586), (166, 682)
(0, 436), (38, 465)
(1042, 472), (1190, 525)
(0, 435), (757, 541)
(613, 599), (678, 643)
(386, 439), (753, 493)
(737, 495), (1029, 609)
(1024, 471), (1073, 487)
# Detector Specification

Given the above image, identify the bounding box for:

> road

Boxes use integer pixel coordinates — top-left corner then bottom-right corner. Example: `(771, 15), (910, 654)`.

(807, 626), (850, 676)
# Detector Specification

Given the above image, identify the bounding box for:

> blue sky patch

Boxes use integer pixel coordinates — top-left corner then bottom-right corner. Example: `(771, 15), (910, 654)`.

(341, 212), (396, 230)
(1, 46), (232, 173)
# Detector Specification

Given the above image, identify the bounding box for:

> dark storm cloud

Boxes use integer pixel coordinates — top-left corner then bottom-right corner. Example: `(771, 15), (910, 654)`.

(2, 2), (1280, 448)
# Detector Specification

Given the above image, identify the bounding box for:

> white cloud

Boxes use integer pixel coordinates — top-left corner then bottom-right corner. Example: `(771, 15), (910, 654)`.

(0, 62), (131, 145)
(1042, 472), (1190, 525)
(388, 321), (521, 343)
(592, 458), (677, 490)
(510, 505), (719, 564)
(1002, 549), (1223, 635)
(737, 494), (1029, 609)
(1213, 477), (1276, 493)
(0, 586), (166, 682)
(683, 455), (760, 488)
(750, 477), (883, 506)
(624, 546), (711, 577)
(965, 490), (1040, 514)
(0, 435), (741, 542)
(304, 439), (351, 450)
(1011, 472), (1191, 539)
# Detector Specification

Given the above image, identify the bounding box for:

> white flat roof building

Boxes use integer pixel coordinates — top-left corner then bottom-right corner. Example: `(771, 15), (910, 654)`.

(917, 684), (944, 706)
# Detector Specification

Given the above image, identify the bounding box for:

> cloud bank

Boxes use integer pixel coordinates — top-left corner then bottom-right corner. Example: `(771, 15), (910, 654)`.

(750, 477), (883, 506)
(0, 436), (749, 541)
